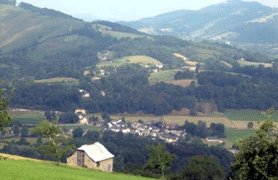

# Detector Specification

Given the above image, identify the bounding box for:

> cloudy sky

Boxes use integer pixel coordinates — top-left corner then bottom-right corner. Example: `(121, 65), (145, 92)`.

(17, 0), (278, 21)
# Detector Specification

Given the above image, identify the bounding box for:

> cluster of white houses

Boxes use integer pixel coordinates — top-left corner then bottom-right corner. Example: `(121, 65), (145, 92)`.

(106, 120), (186, 144)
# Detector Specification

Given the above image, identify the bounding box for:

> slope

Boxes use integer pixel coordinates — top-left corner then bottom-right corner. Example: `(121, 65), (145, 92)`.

(0, 154), (153, 180)
(124, 0), (278, 45)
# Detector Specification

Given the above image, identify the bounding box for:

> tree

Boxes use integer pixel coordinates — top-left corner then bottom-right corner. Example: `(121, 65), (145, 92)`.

(247, 121), (253, 129)
(180, 156), (225, 180)
(21, 127), (29, 137)
(12, 123), (20, 136)
(44, 110), (56, 122)
(32, 120), (75, 165)
(72, 127), (84, 138)
(0, 88), (11, 131)
(232, 109), (278, 180)
(58, 112), (79, 124)
(145, 143), (174, 179)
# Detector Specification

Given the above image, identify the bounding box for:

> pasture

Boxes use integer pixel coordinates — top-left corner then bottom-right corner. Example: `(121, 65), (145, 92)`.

(224, 110), (278, 122)
(237, 59), (273, 68)
(164, 79), (197, 87)
(97, 55), (163, 68)
(0, 156), (153, 180)
(225, 128), (255, 144)
(34, 77), (79, 85)
(149, 69), (178, 84)
(8, 110), (44, 125)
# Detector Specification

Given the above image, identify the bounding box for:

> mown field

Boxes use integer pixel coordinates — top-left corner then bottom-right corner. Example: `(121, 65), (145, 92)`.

(34, 77), (79, 85)
(225, 128), (255, 144)
(224, 110), (278, 121)
(149, 69), (179, 84)
(237, 59), (273, 68)
(0, 155), (153, 180)
(97, 55), (162, 68)
(8, 110), (44, 125)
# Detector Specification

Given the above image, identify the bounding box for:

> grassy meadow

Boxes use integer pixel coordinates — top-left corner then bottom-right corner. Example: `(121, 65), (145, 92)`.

(97, 55), (162, 68)
(149, 69), (178, 84)
(8, 110), (44, 125)
(0, 156), (153, 180)
(34, 77), (79, 85)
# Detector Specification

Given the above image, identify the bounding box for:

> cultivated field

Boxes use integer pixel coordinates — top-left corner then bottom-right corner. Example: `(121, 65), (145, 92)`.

(224, 110), (278, 121)
(34, 77), (79, 85)
(8, 110), (44, 125)
(237, 59), (273, 68)
(0, 155), (153, 180)
(149, 69), (179, 84)
(97, 55), (162, 68)
(225, 128), (255, 144)
(164, 79), (197, 87)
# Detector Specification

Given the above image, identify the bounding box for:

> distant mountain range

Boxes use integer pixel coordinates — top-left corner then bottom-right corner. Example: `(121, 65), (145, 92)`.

(123, 0), (278, 47)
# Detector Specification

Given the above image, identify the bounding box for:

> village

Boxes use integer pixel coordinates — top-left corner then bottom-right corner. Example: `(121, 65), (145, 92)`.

(74, 108), (186, 144)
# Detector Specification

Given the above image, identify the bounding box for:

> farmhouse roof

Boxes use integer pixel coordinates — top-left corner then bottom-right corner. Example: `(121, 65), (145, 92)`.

(78, 142), (114, 162)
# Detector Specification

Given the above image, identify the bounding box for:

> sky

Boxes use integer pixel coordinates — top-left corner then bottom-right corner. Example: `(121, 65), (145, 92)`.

(17, 0), (278, 21)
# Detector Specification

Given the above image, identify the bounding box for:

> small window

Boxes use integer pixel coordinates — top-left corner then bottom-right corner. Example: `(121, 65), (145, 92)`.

(97, 162), (100, 167)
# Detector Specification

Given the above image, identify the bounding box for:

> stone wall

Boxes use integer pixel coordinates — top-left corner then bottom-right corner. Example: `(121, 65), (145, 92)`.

(67, 152), (78, 167)
(67, 151), (113, 173)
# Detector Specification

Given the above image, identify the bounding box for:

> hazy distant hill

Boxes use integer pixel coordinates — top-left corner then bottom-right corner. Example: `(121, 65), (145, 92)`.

(0, 1), (266, 80)
(123, 0), (278, 46)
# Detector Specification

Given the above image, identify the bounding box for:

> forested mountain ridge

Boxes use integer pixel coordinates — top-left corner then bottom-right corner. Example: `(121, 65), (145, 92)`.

(1, 1), (278, 115)
(123, 0), (278, 57)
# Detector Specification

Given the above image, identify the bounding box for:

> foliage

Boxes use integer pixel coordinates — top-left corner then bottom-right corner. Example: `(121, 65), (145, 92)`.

(232, 110), (278, 179)
(0, 88), (11, 131)
(32, 120), (75, 164)
(145, 143), (174, 178)
(179, 156), (225, 180)
(72, 127), (84, 138)
(58, 112), (79, 124)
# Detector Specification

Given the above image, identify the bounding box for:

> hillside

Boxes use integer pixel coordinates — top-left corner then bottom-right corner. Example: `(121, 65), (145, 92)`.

(1, 2), (278, 116)
(0, 2), (271, 81)
(123, 0), (278, 56)
(0, 154), (153, 180)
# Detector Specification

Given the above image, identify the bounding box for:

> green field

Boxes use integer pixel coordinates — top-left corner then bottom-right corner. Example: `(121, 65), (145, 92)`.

(0, 159), (153, 180)
(149, 69), (179, 84)
(224, 110), (278, 122)
(34, 77), (79, 85)
(237, 59), (272, 68)
(9, 110), (44, 125)
(61, 124), (102, 132)
(97, 55), (162, 68)
(225, 128), (255, 143)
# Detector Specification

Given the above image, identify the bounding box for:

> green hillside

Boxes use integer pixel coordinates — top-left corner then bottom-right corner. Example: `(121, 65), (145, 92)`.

(123, 0), (278, 57)
(0, 159), (153, 180)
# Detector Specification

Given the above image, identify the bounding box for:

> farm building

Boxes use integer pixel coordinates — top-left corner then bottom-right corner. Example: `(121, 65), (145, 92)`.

(67, 142), (114, 172)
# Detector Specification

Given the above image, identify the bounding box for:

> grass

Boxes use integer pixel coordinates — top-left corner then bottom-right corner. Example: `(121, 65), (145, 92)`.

(9, 110), (44, 125)
(224, 110), (278, 122)
(61, 124), (102, 132)
(34, 77), (79, 85)
(97, 55), (162, 68)
(0, 158), (154, 180)
(225, 128), (255, 144)
(237, 59), (272, 68)
(149, 69), (179, 84)
(164, 79), (197, 87)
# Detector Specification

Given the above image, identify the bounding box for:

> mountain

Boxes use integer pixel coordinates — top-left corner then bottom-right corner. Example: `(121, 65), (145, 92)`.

(123, 0), (278, 55)
(0, 1), (266, 80)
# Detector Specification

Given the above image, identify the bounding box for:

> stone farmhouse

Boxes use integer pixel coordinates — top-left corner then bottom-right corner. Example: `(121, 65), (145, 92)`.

(67, 142), (114, 172)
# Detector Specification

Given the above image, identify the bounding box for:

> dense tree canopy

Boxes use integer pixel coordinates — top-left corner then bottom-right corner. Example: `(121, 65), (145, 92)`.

(232, 113), (278, 180)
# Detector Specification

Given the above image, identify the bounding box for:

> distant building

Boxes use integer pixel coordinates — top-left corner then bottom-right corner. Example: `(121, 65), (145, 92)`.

(67, 142), (114, 172)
